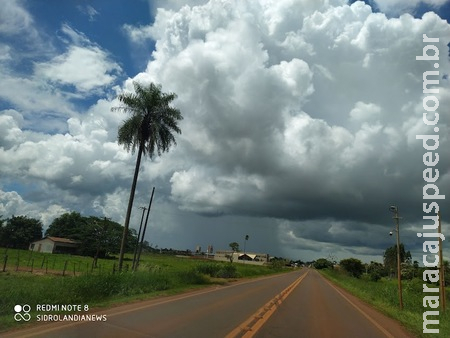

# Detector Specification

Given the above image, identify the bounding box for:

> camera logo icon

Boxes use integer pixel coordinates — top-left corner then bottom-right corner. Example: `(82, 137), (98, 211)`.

(14, 304), (31, 322)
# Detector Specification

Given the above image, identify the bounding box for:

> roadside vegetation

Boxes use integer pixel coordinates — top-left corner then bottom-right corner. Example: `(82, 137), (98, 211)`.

(318, 262), (450, 338)
(1, 249), (289, 332)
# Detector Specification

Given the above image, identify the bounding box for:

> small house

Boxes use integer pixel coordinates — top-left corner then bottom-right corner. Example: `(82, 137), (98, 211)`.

(29, 236), (80, 254)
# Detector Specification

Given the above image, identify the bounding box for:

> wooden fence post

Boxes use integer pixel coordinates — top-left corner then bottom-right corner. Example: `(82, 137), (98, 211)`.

(2, 255), (7, 272)
(63, 260), (68, 276)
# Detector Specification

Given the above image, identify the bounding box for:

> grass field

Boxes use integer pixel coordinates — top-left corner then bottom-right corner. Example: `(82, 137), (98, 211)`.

(320, 268), (450, 338)
(1, 248), (283, 332)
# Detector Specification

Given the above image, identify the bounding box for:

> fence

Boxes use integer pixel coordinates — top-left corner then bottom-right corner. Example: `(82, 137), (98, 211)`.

(1, 249), (134, 276)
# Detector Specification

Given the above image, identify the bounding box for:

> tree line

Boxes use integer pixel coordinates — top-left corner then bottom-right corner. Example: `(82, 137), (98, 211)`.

(0, 212), (142, 258)
(313, 243), (449, 285)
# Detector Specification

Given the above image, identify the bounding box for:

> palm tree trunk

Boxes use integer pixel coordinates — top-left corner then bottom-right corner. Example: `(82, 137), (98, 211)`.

(118, 142), (144, 271)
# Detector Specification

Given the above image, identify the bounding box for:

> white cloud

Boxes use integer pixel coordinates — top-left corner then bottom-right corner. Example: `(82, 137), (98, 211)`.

(0, 189), (69, 228)
(0, 44), (12, 61)
(0, 0), (35, 36)
(349, 102), (381, 123)
(35, 25), (122, 94)
(77, 5), (99, 22)
(0, 74), (75, 120)
(131, 0), (450, 219)
(35, 45), (121, 93)
(0, 21), (122, 132)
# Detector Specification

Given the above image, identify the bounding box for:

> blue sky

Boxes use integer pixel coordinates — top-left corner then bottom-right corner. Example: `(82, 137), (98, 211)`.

(29, 0), (154, 76)
(1, 0), (450, 263)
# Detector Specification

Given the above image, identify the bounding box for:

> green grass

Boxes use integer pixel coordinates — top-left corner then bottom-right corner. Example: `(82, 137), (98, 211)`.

(1, 249), (285, 332)
(320, 269), (450, 338)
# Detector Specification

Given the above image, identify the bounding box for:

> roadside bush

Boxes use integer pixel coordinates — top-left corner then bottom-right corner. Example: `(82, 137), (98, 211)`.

(270, 259), (287, 270)
(314, 258), (333, 270)
(195, 263), (221, 276)
(216, 264), (237, 278)
(65, 272), (174, 301)
(369, 270), (382, 282)
(340, 258), (364, 278)
(195, 262), (237, 278)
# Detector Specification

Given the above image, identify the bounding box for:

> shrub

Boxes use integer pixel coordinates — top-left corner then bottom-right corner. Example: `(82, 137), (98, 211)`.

(176, 270), (209, 285)
(314, 258), (333, 270)
(195, 263), (221, 276)
(369, 270), (382, 282)
(339, 258), (364, 278)
(216, 264), (237, 278)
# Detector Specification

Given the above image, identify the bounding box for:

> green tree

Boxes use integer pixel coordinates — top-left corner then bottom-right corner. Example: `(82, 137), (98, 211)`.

(229, 242), (240, 252)
(45, 211), (86, 240)
(0, 216), (5, 245)
(314, 258), (333, 269)
(0, 215), (42, 249)
(340, 258), (365, 278)
(367, 261), (386, 281)
(46, 213), (136, 258)
(383, 243), (411, 277)
(113, 82), (183, 271)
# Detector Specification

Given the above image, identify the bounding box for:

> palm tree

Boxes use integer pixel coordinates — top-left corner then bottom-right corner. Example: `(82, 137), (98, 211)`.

(113, 81), (183, 271)
(244, 234), (249, 254)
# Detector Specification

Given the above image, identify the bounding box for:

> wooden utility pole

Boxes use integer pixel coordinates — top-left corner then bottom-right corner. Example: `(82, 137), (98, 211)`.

(390, 205), (403, 310)
(395, 211), (403, 310)
(132, 206), (147, 271)
(438, 210), (446, 311)
(136, 187), (155, 270)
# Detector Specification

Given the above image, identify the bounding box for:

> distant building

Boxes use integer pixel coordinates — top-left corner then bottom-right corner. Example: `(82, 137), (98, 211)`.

(214, 250), (269, 265)
(29, 236), (80, 254)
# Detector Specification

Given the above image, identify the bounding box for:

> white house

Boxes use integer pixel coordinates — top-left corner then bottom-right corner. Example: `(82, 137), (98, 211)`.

(29, 236), (80, 254)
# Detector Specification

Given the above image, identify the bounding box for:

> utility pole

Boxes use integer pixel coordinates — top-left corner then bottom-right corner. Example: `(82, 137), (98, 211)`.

(136, 187), (155, 270)
(438, 210), (446, 311)
(390, 205), (403, 310)
(132, 206), (147, 271)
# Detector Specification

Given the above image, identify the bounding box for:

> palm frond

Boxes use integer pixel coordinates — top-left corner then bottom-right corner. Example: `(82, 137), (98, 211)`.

(113, 81), (183, 158)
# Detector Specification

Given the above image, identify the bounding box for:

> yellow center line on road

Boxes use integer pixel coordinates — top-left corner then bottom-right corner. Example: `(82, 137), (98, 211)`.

(225, 271), (308, 338)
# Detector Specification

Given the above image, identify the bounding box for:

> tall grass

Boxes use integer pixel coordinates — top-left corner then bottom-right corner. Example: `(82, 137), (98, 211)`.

(320, 269), (450, 338)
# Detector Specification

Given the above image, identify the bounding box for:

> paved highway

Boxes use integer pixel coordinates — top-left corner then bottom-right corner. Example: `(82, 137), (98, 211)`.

(4, 268), (415, 337)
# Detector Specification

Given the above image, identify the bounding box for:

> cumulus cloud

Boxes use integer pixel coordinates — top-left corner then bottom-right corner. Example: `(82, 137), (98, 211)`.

(35, 25), (122, 94)
(0, 20), (122, 132)
(135, 1), (450, 216)
(121, 0), (450, 259)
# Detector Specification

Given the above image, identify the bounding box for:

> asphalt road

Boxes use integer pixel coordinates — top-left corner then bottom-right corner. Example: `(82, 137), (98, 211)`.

(4, 268), (415, 338)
